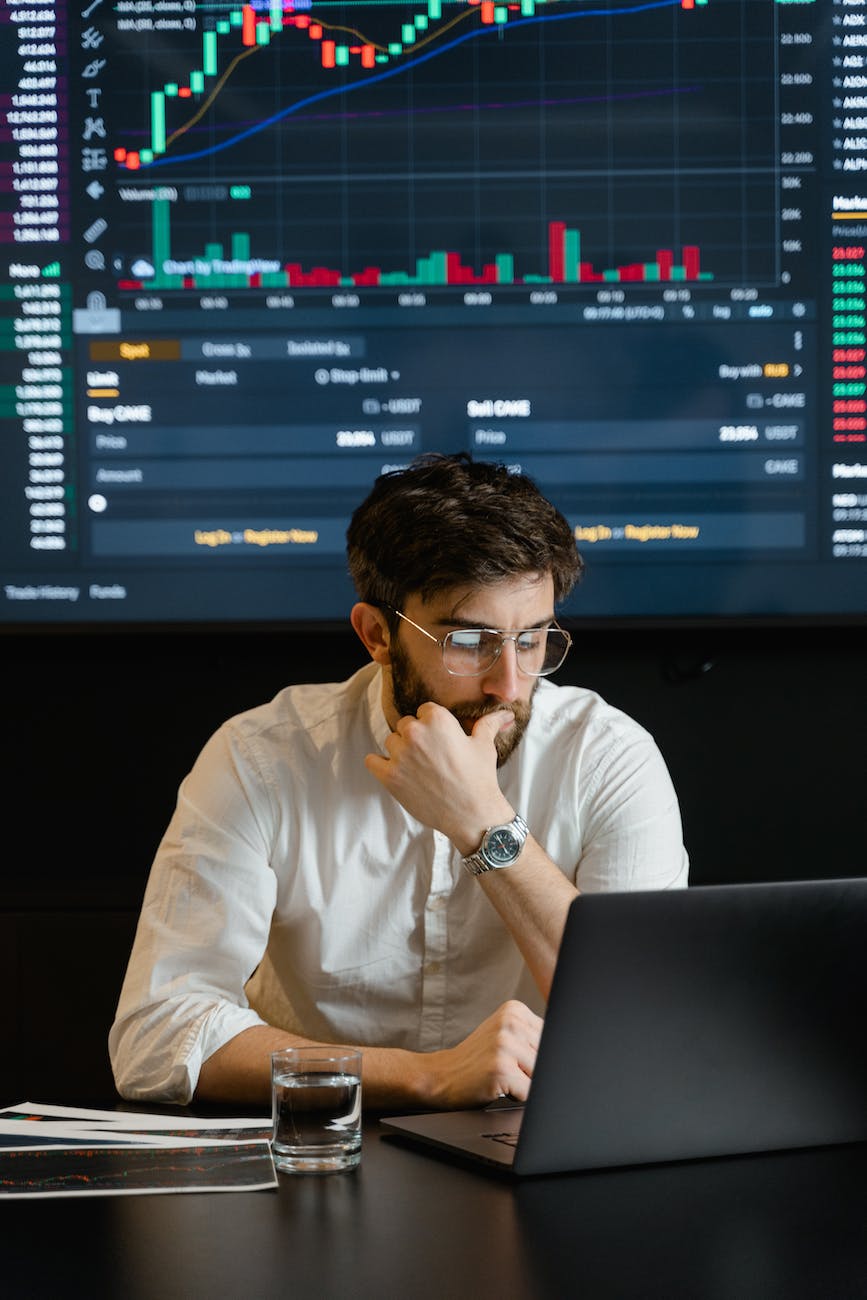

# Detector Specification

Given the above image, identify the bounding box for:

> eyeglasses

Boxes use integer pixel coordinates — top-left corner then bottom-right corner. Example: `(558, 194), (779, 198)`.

(389, 608), (572, 678)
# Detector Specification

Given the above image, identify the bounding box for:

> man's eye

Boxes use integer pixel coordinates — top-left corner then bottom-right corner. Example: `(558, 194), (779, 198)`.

(449, 631), (484, 650)
(516, 632), (542, 651)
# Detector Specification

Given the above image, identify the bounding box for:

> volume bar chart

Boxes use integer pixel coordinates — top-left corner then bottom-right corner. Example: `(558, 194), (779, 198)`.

(121, 202), (713, 290)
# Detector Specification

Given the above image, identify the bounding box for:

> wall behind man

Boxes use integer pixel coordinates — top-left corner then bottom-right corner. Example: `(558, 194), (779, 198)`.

(2, 621), (864, 1101)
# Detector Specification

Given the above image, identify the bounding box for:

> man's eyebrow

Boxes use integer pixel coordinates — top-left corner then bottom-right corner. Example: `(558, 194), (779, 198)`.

(433, 614), (556, 630)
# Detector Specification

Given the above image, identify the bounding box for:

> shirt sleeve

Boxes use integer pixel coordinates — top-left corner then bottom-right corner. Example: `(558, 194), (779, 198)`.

(108, 722), (279, 1103)
(573, 721), (689, 894)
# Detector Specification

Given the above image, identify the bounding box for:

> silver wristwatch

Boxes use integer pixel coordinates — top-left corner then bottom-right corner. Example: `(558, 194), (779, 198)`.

(462, 813), (529, 876)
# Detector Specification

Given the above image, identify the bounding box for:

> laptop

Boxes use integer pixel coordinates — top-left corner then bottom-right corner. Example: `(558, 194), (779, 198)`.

(380, 878), (867, 1176)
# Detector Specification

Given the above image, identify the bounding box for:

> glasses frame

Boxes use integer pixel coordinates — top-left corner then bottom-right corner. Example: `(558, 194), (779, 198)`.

(388, 607), (572, 678)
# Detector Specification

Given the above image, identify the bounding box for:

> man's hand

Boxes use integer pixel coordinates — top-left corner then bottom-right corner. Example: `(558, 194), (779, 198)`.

(421, 1000), (543, 1108)
(365, 703), (514, 853)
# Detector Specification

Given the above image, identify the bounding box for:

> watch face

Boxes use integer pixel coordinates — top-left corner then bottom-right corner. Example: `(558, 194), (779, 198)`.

(485, 827), (520, 865)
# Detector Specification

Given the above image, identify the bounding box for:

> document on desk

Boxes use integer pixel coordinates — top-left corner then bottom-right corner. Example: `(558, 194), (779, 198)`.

(0, 1102), (277, 1198)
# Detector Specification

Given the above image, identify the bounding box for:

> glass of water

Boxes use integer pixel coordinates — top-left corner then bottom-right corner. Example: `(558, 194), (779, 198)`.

(270, 1046), (362, 1174)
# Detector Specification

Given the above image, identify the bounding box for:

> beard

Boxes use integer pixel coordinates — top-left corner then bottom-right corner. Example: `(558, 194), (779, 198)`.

(388, 637), (535, 767)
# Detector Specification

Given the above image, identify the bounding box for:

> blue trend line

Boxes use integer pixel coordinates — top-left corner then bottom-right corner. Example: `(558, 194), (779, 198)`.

(143, 0), (684, 169)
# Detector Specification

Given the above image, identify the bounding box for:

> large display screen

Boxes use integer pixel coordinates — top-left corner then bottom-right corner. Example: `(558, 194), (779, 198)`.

(1, 0), (861, 626)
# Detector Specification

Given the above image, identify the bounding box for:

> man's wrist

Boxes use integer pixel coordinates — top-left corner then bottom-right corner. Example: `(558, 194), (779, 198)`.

(452, 803), (516, 858)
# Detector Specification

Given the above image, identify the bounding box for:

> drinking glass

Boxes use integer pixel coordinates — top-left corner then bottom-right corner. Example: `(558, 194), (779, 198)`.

(271, 1046), (362, 1174)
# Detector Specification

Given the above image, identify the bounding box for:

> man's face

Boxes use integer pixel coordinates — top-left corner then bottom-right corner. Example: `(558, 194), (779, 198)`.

(384, 573), (556, 767)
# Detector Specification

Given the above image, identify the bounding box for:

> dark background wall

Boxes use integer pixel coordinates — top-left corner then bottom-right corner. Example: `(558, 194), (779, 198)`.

(2, 621), (864, 1101)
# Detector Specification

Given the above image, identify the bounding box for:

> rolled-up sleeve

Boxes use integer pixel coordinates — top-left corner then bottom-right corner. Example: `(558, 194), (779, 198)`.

(109, 724), (279, 1103)
(575, 726), (689, 893)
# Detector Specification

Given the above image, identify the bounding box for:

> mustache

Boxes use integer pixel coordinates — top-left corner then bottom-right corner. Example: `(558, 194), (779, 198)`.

(451, 700), (522, 725)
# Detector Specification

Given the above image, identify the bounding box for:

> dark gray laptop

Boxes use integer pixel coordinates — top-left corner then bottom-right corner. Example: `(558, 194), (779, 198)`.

(380, 879), (867, 1176)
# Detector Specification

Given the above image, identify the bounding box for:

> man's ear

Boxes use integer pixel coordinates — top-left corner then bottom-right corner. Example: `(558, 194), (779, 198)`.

(350, 603), (392, 665)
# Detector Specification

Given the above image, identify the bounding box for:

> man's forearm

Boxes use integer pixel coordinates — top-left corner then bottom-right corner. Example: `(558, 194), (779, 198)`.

(195, 1023), (437, 1109)
(362, 699), (576, 997)
(194, 1000), (544, 1110)
(473, 836), (577, 999)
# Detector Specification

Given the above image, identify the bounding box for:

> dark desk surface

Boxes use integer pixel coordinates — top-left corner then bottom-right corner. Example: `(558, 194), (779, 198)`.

(4, 1111), (867, 1300)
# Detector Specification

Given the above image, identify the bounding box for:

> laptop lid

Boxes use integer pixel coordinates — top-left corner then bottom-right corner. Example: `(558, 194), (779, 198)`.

(380, 878), (867, 1176)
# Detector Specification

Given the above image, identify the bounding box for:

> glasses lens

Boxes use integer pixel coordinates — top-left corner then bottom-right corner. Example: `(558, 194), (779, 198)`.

(516, 628), (571, 675)
(443, 628), (499, 675)
(442, 627), (571, 676)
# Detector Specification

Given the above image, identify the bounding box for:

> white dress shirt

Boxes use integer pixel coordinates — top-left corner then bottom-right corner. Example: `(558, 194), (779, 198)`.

(109, 662), (689, 1102)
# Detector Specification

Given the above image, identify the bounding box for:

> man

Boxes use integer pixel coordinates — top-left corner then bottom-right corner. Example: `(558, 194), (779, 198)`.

(110, 453), (688, 1108)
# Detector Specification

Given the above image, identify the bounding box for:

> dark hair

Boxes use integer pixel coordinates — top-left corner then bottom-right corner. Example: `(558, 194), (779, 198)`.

(346, 453), (583, 616)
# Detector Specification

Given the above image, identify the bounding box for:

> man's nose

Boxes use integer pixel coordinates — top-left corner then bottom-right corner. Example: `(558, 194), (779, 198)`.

(481, 637), (522, 699)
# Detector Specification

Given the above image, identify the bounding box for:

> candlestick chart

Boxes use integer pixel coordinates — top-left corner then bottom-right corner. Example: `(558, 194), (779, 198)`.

(107, 0), (778, 292)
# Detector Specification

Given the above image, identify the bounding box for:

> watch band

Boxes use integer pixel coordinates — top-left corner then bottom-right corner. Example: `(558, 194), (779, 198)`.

(462, 813), (529, 876)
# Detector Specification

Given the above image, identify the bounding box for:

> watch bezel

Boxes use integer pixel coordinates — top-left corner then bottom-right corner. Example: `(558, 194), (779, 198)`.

(483, 824), (523, 866)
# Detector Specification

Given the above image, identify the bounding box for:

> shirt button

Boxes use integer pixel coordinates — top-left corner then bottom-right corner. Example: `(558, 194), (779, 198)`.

(426, 961), (442, 976)
(427, 894), (447, 911)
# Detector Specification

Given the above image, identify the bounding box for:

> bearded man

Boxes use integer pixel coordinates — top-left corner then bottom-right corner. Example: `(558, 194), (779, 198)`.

(110, 453), (688, 1107)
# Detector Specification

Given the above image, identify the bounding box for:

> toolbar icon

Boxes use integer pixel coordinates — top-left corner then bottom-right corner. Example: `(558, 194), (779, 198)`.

(83, 217), (108, 243)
